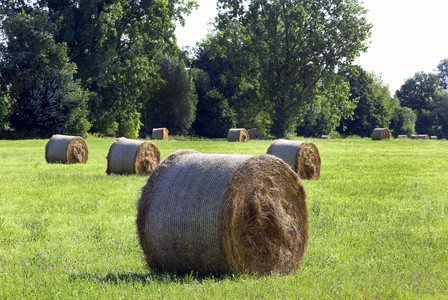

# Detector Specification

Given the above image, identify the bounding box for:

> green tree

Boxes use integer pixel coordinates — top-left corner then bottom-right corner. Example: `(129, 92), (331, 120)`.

(142, 55), (197, 136)
(0, 11), (90, 138)
(396, 72), (439, 134)
(214, 0), (371, 137)
(437, 58), (448, 90)
(338, 66), (394, 137)
(389, 97), (416, 137)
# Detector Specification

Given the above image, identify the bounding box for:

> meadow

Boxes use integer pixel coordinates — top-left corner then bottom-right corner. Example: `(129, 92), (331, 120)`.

(0, 137), (447, 299)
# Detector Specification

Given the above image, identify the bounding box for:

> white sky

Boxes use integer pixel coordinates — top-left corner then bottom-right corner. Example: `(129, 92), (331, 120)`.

(175, 0), (448, 94)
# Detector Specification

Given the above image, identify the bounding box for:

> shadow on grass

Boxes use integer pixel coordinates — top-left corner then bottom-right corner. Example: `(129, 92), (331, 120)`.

(69, 270), (236, 286)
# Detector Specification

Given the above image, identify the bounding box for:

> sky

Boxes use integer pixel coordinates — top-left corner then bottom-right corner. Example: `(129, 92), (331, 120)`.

(175, 0), (448, 94)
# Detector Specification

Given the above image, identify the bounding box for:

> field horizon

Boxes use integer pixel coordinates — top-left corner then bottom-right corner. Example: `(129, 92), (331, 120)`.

(1, 137), (447, 298)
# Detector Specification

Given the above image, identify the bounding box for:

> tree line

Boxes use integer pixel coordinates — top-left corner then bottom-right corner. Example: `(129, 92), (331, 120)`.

(1, 0), (447, 139)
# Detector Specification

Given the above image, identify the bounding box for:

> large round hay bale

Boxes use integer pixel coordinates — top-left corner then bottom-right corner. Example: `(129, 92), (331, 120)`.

(106, 137), (160, 175)
(321, 135), (331, 139)
(371, 128), (391, 140)
(136, 150), (308, 275)
(45, 135), (88, 164)
(247, 128), (263, 140)
(410, 135), (418, 139)
(431, 136), (438, 140)
(418, 134), (429, 140)
(267, 139), (321, 180)
(227, 128), (249, 142)
(397, 135), (409, 139)
(152, 128), (169, 141)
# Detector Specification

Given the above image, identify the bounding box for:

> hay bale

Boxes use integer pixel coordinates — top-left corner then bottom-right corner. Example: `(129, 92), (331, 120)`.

(371, 128), (391, 140)
(45, 134), (88, 164)
(227, 128), (249, 142)
(418, 134), (430, 140)
(106, 138), (160, 176)
(431, 136), (438, 140)
(410, 135), (418, 139)
(321, 135), (331, 139)
(136, 150), (308, 275)
(152, 128), (169, 141)
(267, 139), (321, 180)
(397, 135), (409, 139)
(247, 128), (263, 140)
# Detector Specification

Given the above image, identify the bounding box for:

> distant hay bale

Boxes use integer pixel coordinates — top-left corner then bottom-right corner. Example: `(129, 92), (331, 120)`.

(45, 134), (88, 164)
(227, 128), (249, 142)
(106, 137), (160, 175)
(321, 135), (331, 139)
(397, 135), (409, 139)
(247, 128), (263, 140)
(371, 128), (391, 140)
(431, 136), (438, 140)
(410, 135), (418, 139)
(418, 134), (429, 140)
(152, 128), (169, 141)
(136, 150), (308, 275)
(267, 139), (321, 180)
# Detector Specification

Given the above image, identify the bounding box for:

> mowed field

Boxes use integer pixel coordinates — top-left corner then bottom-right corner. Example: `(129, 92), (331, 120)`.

(0, 137), (447, 299)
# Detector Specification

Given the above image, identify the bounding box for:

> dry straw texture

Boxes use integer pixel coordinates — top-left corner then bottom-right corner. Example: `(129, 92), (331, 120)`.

(247, 128), (263, 140)
(136, 150), (308, 275)
(267, 139), (321, 180)
(106, 137), (160, 175)
(371, 128), (391, 140)
(418, 134), (430, 140)
(152, 128), (169, 141)
(227, 128), (249, 142)
(397, 135), (409, 139)
(45, 134), (88, 164)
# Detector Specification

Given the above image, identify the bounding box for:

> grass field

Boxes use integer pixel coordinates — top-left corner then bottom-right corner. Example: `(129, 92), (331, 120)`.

(0, 137), (447, 299)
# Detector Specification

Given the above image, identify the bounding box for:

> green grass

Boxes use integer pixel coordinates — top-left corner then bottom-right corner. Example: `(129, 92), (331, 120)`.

(0, 137), (447, 299)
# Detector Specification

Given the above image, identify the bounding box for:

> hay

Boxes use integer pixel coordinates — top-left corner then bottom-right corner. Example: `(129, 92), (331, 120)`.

(418, 134), (429, 140)
(321, 135), (331, 139)
(106, 137), (160, 176)
(266, 139), (321, 180)
(397, 135), (409, 139)
(152, 128), (169, 141)
(247, 128), (263, 140)
(45, 134), (88, 164)
(136, 150), (308, 275)
(371, 128), (391, 140)
(431, 136), (438, 140)
(410, 135), (418, 139)
(227, 128), (249, 142)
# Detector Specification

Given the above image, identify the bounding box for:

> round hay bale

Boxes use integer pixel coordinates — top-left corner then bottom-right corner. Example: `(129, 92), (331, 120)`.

(431, 136), (438, 140)
(266, 139), (321, 180)
(136, 150), (308, 275)
(106, 137), (160, 176)
(227, 128), (249, 142)
(418, 134), (430, 140)
(410, 135), (418, 139)
(45, 134), (88, 164)
(397, 135), (409, 139)
(371, 128), (391, 140)
(152, 128), (169, 141)
(247, 128), (263, 140)
(321, 135), (331, 139)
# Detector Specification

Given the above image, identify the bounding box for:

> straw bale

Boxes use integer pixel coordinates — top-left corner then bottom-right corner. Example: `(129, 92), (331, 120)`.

(431, 136), (438, 140)
(418, 134), (429, 140)
(45, 134), (88, 164)
(106, 137), (160, 175)
(247, 128), (263, 140)
(267, 139), (321, 180)
(397, 135), (409, 139)
(371, 128), (391, 140)
(410, 135), (418, 139)
(152, 128), (169, 141)
(227, 128), (249, 142)
(321, 135), (331, 139)
(136, 150), (308, 275)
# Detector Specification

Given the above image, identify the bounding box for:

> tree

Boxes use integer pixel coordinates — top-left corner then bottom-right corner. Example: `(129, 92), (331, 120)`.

(0, 10), (90, 138)
(389, 97), (416, 137)
(142, 55), (197, 136)
(338, 66), (394, 137)
(213, 0), (371, 137)
(396, 72), (439, 134)
(437, 58), (448, 90)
